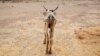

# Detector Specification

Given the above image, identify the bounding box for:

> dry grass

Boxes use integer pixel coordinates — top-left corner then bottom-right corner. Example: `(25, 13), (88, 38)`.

(74, 26), (100, 56)
(76, 26), (100, 40)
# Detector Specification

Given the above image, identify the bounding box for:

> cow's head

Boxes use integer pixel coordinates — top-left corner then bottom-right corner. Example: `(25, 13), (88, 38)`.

(43, 5), (59, 19)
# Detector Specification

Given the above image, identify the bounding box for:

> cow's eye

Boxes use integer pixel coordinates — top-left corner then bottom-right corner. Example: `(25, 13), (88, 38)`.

(43, 12), (47, 16)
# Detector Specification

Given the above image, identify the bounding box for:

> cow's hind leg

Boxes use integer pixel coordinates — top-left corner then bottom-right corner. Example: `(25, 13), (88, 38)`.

(46, 36), (49, 54)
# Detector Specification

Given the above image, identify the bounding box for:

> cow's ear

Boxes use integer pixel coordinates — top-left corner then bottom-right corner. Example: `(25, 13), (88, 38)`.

(43, 12), (47, 16)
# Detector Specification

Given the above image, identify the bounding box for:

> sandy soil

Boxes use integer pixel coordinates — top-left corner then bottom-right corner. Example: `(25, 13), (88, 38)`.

(0, 1), (100, 56)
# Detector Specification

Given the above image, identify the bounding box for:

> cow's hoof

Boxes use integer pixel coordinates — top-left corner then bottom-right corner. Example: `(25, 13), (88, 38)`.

(48, 51), (52, 54)
(45, 52), (48, 54)
(43, 42), (46, 44)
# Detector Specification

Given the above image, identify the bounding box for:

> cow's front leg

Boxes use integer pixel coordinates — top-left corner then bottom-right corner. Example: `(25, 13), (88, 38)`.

(48, 28), (54, 54)
(43, 22), (48, 44)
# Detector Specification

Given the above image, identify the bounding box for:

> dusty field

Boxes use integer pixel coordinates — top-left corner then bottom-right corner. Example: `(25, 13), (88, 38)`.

(0, 1), (100, 56)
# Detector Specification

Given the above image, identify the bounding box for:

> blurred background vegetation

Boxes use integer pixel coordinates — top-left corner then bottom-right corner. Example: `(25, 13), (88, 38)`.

(0, 0), (99, 3)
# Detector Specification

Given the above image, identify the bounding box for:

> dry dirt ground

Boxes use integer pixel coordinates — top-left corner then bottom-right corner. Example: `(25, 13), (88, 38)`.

(0, 1), (100, 56)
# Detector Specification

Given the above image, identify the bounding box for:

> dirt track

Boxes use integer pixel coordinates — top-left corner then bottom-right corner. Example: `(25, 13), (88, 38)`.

(0, 1), (100, 56)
